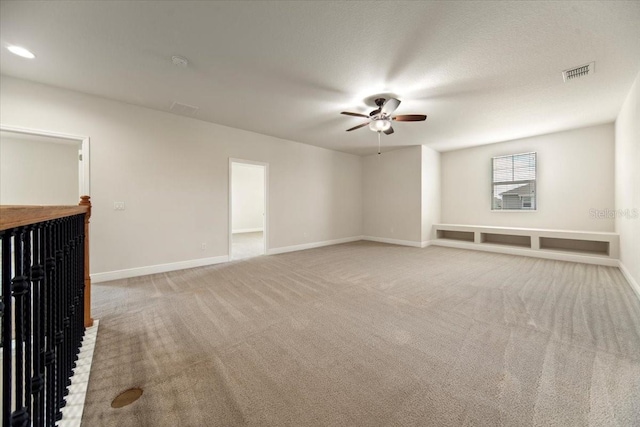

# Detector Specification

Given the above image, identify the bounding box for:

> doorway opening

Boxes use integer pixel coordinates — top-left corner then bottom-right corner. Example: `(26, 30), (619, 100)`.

(0, 126), (90, 205)
(229, 159), (268, 260)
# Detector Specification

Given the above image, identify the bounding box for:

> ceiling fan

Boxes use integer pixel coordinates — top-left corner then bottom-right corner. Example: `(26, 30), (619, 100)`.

(341, 97), (427, 136)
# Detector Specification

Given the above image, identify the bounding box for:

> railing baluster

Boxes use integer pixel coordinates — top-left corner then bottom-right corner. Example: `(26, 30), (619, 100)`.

(2, 230), (14, 424)
(2, 206), (89, 427)
(11, 227), (30, 426)
(44, 221), (56, 426)
(54, 218), (65, 420)
(31, 224), (46, 425)
(24, 226), (33, 423)
(63, 217), (72, 396)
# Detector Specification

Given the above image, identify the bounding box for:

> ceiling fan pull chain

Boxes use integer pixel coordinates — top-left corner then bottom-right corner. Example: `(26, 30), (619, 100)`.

(378, 131), (381, 155)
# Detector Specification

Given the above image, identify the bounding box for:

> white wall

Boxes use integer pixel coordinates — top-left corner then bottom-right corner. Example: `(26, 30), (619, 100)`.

(615, 71), (640, 291)
(441, 124), (615, 232)
(421, 145), (441, 242)
(0, 76), (362, 276)
(0, 135), (79, 205)
(232, 163), (264, 232)
(363, 146), (422, 244)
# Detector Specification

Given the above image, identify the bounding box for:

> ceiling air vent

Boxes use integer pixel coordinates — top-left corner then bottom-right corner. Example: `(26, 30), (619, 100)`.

(170, 101), (199, 117)
(562, 62), (595, 82)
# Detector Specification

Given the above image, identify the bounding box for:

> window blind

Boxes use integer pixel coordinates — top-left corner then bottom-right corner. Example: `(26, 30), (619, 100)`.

(492, 152), (536, 210)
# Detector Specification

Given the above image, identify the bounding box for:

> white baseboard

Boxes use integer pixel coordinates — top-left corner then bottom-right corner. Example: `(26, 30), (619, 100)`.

(268, 236), (363, 255)
(232, 228), (264, 234)
(92, 236), (363, 282)
(421, 240), (433, 248)
(362, 236), (423, 248)
(619, 261), (640, 301)
(431, 239), (619, 267)
(91, 256), (229, 283)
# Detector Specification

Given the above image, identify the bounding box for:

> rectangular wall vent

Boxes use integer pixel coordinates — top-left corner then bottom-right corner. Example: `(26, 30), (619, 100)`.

(562, 62), (595, 82)
(170, 101), (199, 116)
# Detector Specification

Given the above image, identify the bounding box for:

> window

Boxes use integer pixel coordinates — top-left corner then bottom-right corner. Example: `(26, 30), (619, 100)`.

(492, 152), (536, 211)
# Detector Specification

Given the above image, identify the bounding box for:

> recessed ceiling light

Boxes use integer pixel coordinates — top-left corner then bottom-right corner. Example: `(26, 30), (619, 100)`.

(7, 45), (36, 59)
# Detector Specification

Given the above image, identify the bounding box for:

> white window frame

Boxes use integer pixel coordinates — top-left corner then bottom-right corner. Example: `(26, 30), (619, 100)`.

(491, 152), (537, 212)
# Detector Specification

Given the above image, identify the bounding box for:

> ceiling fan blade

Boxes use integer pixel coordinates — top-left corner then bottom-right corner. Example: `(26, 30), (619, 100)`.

(393, 114), (427, 122)
(381, 98), (401, 115)
(383, 126), (394, 135)
(341, 111), (370, 118)
(346, 122), (370, 131)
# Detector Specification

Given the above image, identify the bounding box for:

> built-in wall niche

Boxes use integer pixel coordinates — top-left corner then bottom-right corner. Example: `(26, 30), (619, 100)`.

(431, 224), (619, 266)
(481, 233), (531, 247)
(436, 229), (474, 242)
(539, 237), (610, 256)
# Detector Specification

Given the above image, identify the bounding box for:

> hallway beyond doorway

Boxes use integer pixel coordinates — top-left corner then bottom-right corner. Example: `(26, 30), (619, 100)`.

(229, 158), (268, 261)
(232, 231), (264, 260)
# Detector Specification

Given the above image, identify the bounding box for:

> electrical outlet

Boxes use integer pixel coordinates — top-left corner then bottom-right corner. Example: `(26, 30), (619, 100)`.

(114, 202), (125, 211)
(201, 243), (207, 251)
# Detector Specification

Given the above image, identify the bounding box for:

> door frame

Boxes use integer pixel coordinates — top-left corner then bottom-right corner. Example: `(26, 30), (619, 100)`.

(228, 158), (269, 260)
(0, 124), (91, 197)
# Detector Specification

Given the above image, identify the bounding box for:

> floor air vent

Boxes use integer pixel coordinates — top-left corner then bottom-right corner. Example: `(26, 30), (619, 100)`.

(562, 62), (595, 82)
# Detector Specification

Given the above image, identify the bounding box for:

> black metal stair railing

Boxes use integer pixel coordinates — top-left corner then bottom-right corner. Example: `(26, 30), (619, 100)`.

(1, 213), (86, 427)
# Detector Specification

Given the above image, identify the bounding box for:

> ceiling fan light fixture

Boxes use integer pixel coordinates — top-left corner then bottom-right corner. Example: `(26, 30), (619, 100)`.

(369, 118), (391, 132)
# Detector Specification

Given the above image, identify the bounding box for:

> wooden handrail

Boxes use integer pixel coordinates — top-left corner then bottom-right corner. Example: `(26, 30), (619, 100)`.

(0, 196), (93, 327)
(0, 205), (88, 231)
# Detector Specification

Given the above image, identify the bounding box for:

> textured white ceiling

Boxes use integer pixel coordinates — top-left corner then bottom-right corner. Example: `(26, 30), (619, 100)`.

(1, 1), (639, 155)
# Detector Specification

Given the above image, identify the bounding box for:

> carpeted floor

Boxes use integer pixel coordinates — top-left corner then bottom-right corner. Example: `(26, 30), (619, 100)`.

(82, 242), (640, 426)
(231, 232), (264, 260)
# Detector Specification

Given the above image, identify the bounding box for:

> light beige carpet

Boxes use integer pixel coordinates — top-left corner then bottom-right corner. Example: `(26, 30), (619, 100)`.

(82, 242), (640, 426)
(231, 232), (264, 260)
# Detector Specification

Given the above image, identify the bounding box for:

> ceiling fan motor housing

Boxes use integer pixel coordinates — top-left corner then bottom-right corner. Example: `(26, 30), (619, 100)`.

(340, 96), (426, 134)
(370, 98), (387, 116)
